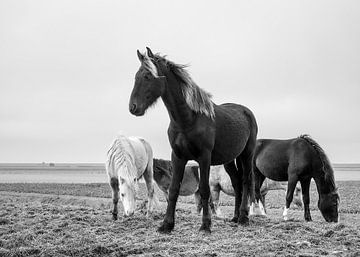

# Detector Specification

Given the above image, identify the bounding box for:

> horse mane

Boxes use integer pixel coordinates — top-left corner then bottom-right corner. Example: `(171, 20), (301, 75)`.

(106, 135), (137, 185)
(299, 134), (336, 189)
(143, 52), (215, 119)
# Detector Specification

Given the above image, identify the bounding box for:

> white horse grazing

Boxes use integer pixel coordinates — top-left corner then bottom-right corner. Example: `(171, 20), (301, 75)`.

(106, 135), (157, 219)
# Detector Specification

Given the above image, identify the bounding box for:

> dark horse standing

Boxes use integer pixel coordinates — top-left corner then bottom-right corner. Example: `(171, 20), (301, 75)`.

(129, 48), (258, 233)
(253, 135), (339, 222)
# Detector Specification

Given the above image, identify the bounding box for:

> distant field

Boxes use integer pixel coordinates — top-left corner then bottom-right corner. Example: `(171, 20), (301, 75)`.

(0, 163), (359, 183)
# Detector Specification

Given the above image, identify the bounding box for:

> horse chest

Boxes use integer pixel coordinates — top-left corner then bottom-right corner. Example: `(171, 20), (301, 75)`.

(170, 133), (201, 160)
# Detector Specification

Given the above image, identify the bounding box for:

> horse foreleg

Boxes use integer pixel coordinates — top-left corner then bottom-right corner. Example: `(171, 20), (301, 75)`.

(198, 153), (212, 233)
(143, 164), (157, 216)
(300, 178), (312, 221)
(157, 152), (186, 233)
(224, 161), (242, 223)
(283, 176), (298, 221)
(194, 190), (202, 214)
(110, 177), (119, 220)
(210, 186), (224, 218)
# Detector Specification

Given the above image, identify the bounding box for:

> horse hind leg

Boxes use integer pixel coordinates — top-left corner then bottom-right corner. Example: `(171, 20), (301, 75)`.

(250, 166), (266, 216)
(224, 160), (242, 223)
(300, 178), (312, 221)
(283, 174), (299, 221)
(110, 177), (119, 220)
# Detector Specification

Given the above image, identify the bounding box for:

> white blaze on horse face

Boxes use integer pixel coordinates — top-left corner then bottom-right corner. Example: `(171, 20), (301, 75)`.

(119, 179), (136, 216)
(283, 206), (289, 221)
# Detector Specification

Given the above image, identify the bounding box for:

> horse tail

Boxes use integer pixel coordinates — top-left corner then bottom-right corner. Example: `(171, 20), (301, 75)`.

(298, 134), (336, 187)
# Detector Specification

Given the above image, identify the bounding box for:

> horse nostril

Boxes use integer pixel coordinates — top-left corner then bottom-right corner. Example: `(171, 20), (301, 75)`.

(130, 103), (137, 113)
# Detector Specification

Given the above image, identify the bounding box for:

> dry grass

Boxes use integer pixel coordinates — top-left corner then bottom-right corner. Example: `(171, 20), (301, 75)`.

(0, 181), (359, 256)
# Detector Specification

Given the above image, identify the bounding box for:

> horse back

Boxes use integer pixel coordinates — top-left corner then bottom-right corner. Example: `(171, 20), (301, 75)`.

(128, 137), (153, 173)
(211, 103), (258, 165)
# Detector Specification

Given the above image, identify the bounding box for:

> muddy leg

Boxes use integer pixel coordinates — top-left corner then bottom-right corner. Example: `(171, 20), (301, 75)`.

(110, 177), (119, 220)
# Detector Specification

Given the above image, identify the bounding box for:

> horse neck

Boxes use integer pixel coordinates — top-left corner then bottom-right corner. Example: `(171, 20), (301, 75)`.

(160, 70), (195, 128)
(313, 169), (336, 195)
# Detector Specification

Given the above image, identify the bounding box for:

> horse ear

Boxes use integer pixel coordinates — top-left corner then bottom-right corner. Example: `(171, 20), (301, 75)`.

(146, 47), (154, 58)
(137, 50), (144, 62)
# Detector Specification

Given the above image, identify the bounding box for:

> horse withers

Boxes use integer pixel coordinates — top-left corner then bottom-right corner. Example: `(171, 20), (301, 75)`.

(253, 135), (339, 222)
(106, 135), (158, 219)
(130, 48), (258, 233)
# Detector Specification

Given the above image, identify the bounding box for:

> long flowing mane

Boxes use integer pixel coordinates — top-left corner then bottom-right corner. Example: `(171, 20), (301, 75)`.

(106, 135), (137, 184)
(142, 52), (215, 119)
(299, 134), (336, 188)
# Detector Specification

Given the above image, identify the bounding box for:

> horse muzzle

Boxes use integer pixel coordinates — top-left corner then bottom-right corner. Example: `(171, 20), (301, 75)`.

(129, 103), (145, 116)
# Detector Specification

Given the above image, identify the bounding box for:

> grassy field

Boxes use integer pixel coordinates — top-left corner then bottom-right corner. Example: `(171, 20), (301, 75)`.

(0, 181), (360, 256)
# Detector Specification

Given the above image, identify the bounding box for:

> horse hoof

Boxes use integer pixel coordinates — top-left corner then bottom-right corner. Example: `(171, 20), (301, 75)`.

(238, 216), (249, 225)
(157, 222), (174, 234)
(305, 217), (312, 222)
(199, 225), (211, 234)
(230, 217), (239, 223)
(112, 214), (118, 221)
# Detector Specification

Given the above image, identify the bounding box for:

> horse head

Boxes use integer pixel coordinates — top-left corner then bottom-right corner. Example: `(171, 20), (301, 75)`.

(119, 176), (137, 217)
(129, 47), (166, 116)
(318, 190), (340, 222)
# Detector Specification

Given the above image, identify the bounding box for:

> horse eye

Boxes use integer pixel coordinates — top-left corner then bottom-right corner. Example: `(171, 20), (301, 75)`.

(121, 193), (125, 197)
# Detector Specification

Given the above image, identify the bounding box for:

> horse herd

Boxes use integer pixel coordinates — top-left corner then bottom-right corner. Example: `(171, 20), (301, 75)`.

(106, 48), (339, 234)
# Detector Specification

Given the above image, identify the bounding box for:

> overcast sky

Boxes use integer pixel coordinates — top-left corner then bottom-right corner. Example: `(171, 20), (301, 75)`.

(0, 0), (359, 163)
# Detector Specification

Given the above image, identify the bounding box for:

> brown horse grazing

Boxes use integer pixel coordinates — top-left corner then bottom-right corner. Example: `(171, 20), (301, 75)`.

(253, 135), (339, 222)
(129, 48), (258, 233)
(153, 158), (201, 211)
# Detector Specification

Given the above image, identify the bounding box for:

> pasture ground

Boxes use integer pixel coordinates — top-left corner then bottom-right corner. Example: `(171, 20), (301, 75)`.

(0, 182), (359, 257)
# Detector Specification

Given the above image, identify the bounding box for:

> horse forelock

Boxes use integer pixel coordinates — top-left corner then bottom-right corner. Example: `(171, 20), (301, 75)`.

(107, 136), (138, 187)
(150, 53), (215, 119)
(141, 52), (159, 78)
(299, 134), (336, 190)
